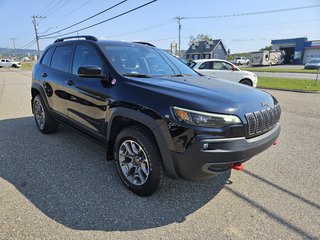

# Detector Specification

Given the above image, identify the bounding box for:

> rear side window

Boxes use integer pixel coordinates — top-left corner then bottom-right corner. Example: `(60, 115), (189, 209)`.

(199, 61), (213, 69)
(51, 45), (73, 73)
(41, 48), (54, 66)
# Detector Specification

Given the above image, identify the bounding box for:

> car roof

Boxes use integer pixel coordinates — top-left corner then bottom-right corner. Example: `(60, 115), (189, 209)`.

(50, 38), (156, 48)
(194, 59), (227, 63)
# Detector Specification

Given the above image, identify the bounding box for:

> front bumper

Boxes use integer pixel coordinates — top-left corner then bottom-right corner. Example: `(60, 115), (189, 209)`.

(171, 123), (280, 181)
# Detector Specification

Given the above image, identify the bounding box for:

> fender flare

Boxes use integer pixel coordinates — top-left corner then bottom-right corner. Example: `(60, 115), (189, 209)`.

(107, 107), (179, 179)
(31, 82), (51, 110)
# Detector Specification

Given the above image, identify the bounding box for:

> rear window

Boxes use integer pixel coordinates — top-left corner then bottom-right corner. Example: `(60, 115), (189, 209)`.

(41, 48), (54, 66)
(51, 45), (73, 73)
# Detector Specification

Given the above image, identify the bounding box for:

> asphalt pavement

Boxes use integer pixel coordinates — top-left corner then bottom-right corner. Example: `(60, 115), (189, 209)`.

(255, 71), (318, 80)
(0, 69), (319, 240)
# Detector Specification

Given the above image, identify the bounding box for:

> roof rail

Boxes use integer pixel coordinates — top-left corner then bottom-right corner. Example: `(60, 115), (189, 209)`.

(54, 35), (98, 43)
(133, 41), (155, 47)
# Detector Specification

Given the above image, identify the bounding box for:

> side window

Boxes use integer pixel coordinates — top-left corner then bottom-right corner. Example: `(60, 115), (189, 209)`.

(51, 45), (73, 73)
(213, 62), (232, 70)
(213, 62), (226, 70)
(199, 61), (213, 69)
(41, 48), (54, 67)
(72, 45), (102, 75)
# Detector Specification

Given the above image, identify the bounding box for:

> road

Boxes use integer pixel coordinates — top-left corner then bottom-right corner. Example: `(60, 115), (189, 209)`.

(255, 71), (318, 80)
(0, 69), (320, 240)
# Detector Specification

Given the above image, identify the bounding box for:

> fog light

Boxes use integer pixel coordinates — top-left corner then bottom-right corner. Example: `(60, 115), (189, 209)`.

(203, 143), (209, 150)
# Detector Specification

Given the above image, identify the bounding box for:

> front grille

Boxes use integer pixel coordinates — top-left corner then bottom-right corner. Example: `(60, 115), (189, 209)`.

(245, 104), (281, 137)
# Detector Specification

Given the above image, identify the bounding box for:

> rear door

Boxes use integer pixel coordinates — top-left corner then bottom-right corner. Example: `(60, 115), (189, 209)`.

(66, 43), (110, 134)
(196, 61), (215, 76)
(41, 45), (74, 116)
(211, 61), (238, 82)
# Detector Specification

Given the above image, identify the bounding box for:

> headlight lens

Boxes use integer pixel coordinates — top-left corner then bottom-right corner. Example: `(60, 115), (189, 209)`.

(172, 107), (242, 127)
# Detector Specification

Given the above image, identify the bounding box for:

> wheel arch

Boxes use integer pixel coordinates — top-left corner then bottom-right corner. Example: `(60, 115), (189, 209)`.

(239, 78), (253, 86)
(107, 107), (179, 179)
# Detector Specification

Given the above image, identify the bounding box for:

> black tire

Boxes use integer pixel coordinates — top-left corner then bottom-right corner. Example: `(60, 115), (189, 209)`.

(114, 125), (163, 196)
(240, 79), (253, 87)
(32, 95), (59, 134)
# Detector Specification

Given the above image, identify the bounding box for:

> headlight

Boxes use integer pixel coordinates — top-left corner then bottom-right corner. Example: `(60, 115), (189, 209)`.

(172, 106), (242, 128)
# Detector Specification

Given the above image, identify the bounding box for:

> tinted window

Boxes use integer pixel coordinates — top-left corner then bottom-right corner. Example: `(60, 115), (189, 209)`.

(41, 48), (54, 66)
(72, 45), (103, 75)
(51, 45), (73, 73)
(199, 61), (213, 69)
(101, 45), (197, 77)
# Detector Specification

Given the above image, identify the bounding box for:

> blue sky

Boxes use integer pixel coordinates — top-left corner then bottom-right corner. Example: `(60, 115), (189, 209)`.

(0, 0), (319, 53)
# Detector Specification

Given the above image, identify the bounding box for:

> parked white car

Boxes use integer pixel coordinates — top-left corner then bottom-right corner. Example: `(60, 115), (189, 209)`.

(0, 59), (21, 68)
(231, 57), (250, 65)
(191, 59), (257, 87)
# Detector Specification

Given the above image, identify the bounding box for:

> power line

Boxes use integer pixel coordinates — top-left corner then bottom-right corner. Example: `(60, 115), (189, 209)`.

(40, 0), (158, 40)
(175, 4), (320, 57)
(44, 0), (93, 27)
(38, 0), (58, 16)
(42, 0), (64, 16)
(21, 39), (37, 49)
(41, 0), (128, 38)
(108, 19), (174, 38)
(45, 0), (71, 17)
(183, 4), (320, 19)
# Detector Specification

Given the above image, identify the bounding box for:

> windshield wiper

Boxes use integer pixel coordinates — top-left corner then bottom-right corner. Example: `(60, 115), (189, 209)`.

(123, 73), (151, 78)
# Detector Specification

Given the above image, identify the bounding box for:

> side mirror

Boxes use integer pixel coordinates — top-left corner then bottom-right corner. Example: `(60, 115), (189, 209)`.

(78, 66), (107, 79)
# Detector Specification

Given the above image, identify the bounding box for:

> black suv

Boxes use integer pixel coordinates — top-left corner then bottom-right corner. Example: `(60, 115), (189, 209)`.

(32, 36), (281, 196)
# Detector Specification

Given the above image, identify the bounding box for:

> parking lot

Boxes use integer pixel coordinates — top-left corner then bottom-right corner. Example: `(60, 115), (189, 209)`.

(0, 69), (319, 239)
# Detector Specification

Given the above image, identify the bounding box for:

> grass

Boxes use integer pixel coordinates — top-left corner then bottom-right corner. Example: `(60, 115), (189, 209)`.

(257, 77), (320, 92)
(20, 62), (35, 71)
(241, 67), (318, 74)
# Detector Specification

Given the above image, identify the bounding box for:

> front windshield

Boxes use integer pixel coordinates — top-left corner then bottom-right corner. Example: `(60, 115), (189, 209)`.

(101, 44), (198, 77)
(309, 59), (320, 63)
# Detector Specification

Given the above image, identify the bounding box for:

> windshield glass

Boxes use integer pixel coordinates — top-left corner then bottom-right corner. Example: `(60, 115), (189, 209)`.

(101, 44), (198, 77)
(309, 59), (320, 63)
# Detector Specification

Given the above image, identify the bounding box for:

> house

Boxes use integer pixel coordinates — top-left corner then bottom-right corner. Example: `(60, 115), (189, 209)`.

(185, 39), (227, 60)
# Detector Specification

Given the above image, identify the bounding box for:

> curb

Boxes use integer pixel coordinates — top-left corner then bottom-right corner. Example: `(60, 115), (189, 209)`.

(258, 87), (320, 94)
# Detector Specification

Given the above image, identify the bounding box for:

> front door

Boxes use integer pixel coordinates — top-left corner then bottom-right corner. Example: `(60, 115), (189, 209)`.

(65, 44), (110, 134)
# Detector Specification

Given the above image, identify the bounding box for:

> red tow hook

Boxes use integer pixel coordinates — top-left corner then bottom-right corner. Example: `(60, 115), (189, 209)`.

(273, 139), (279, 145)
(232, 163), (243, 171)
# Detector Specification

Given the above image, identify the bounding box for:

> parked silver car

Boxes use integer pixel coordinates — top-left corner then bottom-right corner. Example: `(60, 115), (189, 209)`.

(304, 58), (320, 69)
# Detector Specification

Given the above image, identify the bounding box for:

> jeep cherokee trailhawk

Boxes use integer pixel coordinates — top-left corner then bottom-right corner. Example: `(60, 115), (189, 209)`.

(32, 36), (281, 196)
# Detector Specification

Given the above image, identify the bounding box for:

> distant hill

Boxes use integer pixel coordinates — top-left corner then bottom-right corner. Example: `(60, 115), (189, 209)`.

(0, 47), (39, 56)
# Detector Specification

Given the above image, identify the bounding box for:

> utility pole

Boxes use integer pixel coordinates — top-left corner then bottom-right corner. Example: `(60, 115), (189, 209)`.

(9, 38), (17, 57)
(175, 16), (184, 57)
(32, 15), (46, 58)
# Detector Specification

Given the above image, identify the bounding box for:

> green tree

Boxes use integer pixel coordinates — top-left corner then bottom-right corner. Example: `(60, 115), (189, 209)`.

(259, 45), (273, 51)
(189, 34), (212, 45)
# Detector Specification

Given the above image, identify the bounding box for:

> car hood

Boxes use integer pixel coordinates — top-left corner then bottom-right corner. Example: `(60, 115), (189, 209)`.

(124, 75), (276, 117)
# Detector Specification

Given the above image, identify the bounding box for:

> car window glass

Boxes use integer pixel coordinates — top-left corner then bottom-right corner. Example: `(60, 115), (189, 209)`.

(51, 45), (73, 73)
(101, 45), (197, 77)
(41, 48), (54, 67)
(199, 61), (213, 69)
(213, 62), (232, 70)
(72, 45), (103, 75)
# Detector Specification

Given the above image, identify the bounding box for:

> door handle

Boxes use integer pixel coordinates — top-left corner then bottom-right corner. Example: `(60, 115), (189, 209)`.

(65, 80), (75, 86)
(41, 72), (48, 77)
